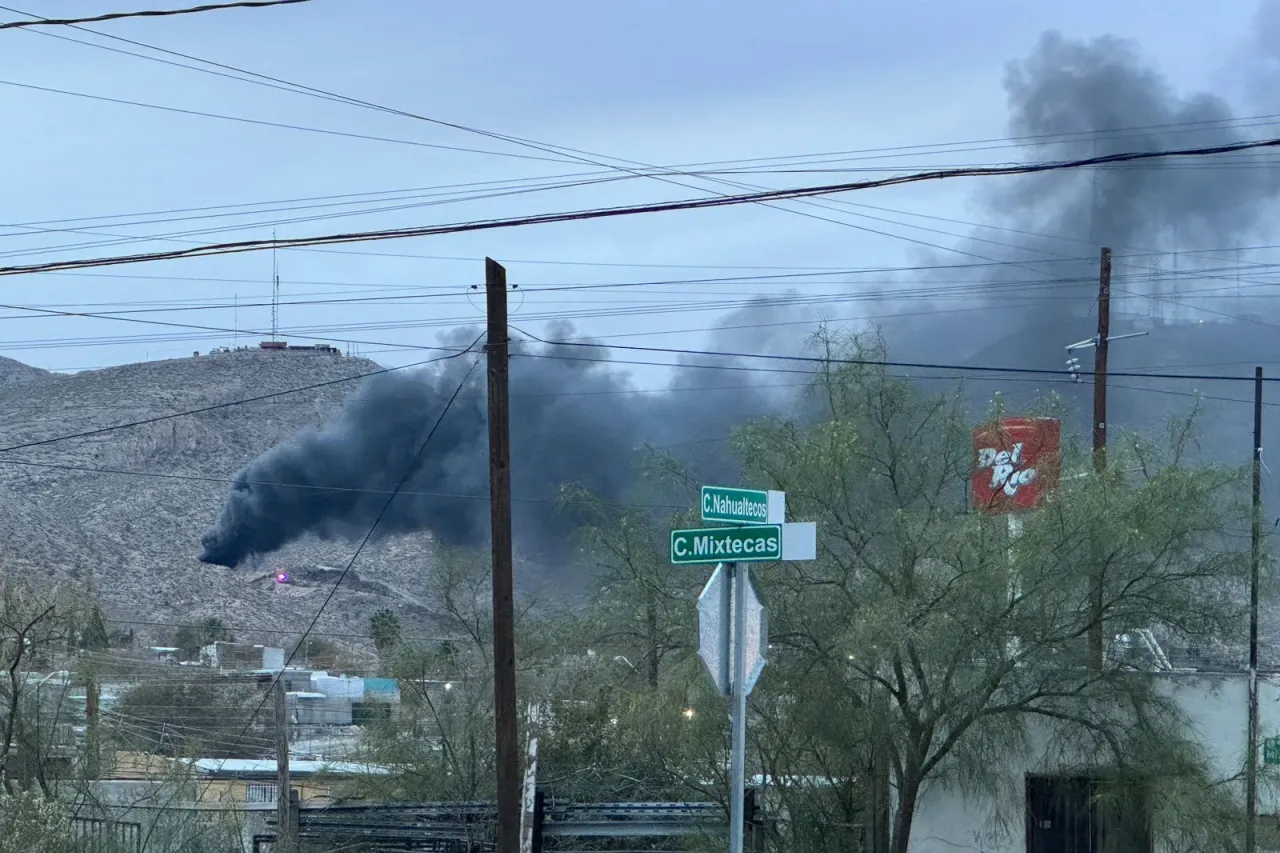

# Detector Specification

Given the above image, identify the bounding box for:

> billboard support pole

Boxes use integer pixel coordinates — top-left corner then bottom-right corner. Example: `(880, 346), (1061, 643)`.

(972, 419), (1060, 658)
(1006, 514), (1022, 659)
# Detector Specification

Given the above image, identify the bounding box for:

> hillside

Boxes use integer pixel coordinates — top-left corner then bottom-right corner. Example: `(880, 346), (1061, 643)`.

(0, 334), (1268, 672)
(0, 348), (457, 656)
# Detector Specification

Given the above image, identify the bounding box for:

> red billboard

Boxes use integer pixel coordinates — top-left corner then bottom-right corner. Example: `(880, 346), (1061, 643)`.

(972, 417), (1061, 514)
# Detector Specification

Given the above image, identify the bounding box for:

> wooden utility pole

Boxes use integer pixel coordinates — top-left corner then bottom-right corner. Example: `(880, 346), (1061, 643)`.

(486, 257), (520, 853)
(1087, 247), (1112, 669)
(274, 679), (296, 853)
(85, 678), (101, 779)
(1092, 247), (1112, 469)
(1247, 366), (1264, 853)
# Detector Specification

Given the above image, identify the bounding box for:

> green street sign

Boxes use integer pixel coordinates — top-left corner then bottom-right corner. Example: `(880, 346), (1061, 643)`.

(1265, 737), (1280, 766)
(701, 486), (784, 525)
(671, 525), (782, 565)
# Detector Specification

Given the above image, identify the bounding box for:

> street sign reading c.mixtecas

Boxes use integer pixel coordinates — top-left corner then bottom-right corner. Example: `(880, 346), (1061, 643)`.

(671, 525), (782, 565)
(701, 486), (786, 525)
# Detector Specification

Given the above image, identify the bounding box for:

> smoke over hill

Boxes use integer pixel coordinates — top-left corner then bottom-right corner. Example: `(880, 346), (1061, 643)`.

(203, 15), (1280, 566)
(199, 322), (800, 567)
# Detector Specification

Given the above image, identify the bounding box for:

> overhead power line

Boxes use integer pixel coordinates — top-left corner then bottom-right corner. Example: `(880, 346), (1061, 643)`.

(511, 333), (1280, 385)
(0, 348), (473, 454)
(13, 0), (1280, 189)
(211, 340), (485, 794)
(0, 79), (573, 165)
(14, 0), (1280, 296)
(3, 137), (1277, 278)
(2, 335), (1278, 462)
(0, 0), (311, 30)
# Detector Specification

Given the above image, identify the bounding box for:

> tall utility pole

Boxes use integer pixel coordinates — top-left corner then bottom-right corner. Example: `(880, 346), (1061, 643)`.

(1092, 246), (1112, 470)
(1247, 366), (1264, 853)
(274, 679), (296, 853)
(1066, 248), (1148, 668)
(486, 257), (520, 853)
(85, 677), (101, 779)
(1088, 247), (1112, 669)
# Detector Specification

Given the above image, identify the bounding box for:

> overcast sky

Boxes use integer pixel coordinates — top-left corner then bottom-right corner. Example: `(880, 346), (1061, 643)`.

(0, 0), (1266, 375)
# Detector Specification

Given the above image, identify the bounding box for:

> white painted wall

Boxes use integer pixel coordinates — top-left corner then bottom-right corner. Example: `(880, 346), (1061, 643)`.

(907, 672), (1280, 853)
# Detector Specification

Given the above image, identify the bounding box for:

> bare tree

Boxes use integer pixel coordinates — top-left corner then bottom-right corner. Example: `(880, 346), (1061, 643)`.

(0, 580), (87, 796)
(355, 548), (503, 802)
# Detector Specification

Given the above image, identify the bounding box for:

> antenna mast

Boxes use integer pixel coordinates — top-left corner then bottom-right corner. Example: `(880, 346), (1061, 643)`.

(271, 230), (280, 342)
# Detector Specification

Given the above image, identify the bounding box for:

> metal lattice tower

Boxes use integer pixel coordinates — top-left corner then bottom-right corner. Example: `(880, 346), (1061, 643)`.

(271, 230), (280, 341)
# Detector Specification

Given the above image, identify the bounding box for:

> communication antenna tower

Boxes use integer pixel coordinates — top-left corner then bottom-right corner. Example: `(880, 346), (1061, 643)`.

(271, 230), (280, 341)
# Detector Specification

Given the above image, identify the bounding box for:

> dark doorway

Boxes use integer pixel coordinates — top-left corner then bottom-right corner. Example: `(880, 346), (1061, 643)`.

(1026, 774), (1152, 853)
(351, 701), (392, 726)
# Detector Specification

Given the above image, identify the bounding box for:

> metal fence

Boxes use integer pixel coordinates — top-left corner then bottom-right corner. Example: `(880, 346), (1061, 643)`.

(71, 817), (142, 853)
(256, 796), (754, 852)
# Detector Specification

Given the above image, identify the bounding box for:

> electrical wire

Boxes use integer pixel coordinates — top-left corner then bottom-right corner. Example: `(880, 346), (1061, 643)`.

(214, 338), (484, 788)
(101, 617), (462, 643)
(0, 0), (311, 30)
(2, 340), (1275, 496)
(0, 172), (642, 263)
(0, 266), (1127, 357)
(3, 136), (1275, 278)
(4, 336), (1278, 459)
(512, 332), (1280, 384)
(13, 0), (1280, 177)
(13, 1), (1280, 289)
(0, 368), (1272, 501)
(0, 262), (1263, 362)
(0, 78), (575, 166)
(0, 348), (473, 453)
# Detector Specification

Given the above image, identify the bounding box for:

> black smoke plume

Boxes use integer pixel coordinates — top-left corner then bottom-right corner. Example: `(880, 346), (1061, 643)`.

(203, 16), (1280, 569)
(199, 317), (800, 568)
(885, 27), (1280, 374)
(870, 25), (1280, 460)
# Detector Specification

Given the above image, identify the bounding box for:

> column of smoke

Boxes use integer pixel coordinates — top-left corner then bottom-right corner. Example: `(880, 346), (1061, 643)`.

(203, 11), (1280, 569)
(878, 18), (1280, 467)
(198, 320), (799, 569)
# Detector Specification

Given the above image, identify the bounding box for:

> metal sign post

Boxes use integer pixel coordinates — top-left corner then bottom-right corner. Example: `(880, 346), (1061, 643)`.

(683, 485), (815, 853)
(728, 561), (750, 853)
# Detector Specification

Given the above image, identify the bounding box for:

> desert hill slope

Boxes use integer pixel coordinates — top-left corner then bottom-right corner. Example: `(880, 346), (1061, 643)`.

(0, 348), (453, 653)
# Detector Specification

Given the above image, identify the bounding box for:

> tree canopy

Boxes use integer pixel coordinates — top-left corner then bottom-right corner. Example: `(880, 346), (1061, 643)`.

(540, 330), (1254, 853)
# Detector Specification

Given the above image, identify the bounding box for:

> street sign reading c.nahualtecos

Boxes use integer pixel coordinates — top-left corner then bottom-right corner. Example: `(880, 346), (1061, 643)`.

(701, 486), (786, 525)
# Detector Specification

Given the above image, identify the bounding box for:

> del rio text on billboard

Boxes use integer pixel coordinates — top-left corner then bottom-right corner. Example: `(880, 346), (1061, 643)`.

(971, 417), (1061, 514)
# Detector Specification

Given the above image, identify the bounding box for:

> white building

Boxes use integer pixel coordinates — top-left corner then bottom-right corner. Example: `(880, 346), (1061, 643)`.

(910, 671), (1280, 852)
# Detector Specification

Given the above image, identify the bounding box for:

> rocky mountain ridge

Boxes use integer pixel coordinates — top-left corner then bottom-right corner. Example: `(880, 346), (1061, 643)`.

(0, 349), (453, 656)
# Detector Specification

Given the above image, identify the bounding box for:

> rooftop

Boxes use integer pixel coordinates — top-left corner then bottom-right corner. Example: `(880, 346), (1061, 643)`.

(188, 758), (391, 777)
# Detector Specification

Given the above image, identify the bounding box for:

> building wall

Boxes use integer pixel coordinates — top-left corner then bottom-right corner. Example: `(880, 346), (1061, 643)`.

(908, 673), (1280, 853)
(292, 695), (354, 726)
(196, 777), (335, 807)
